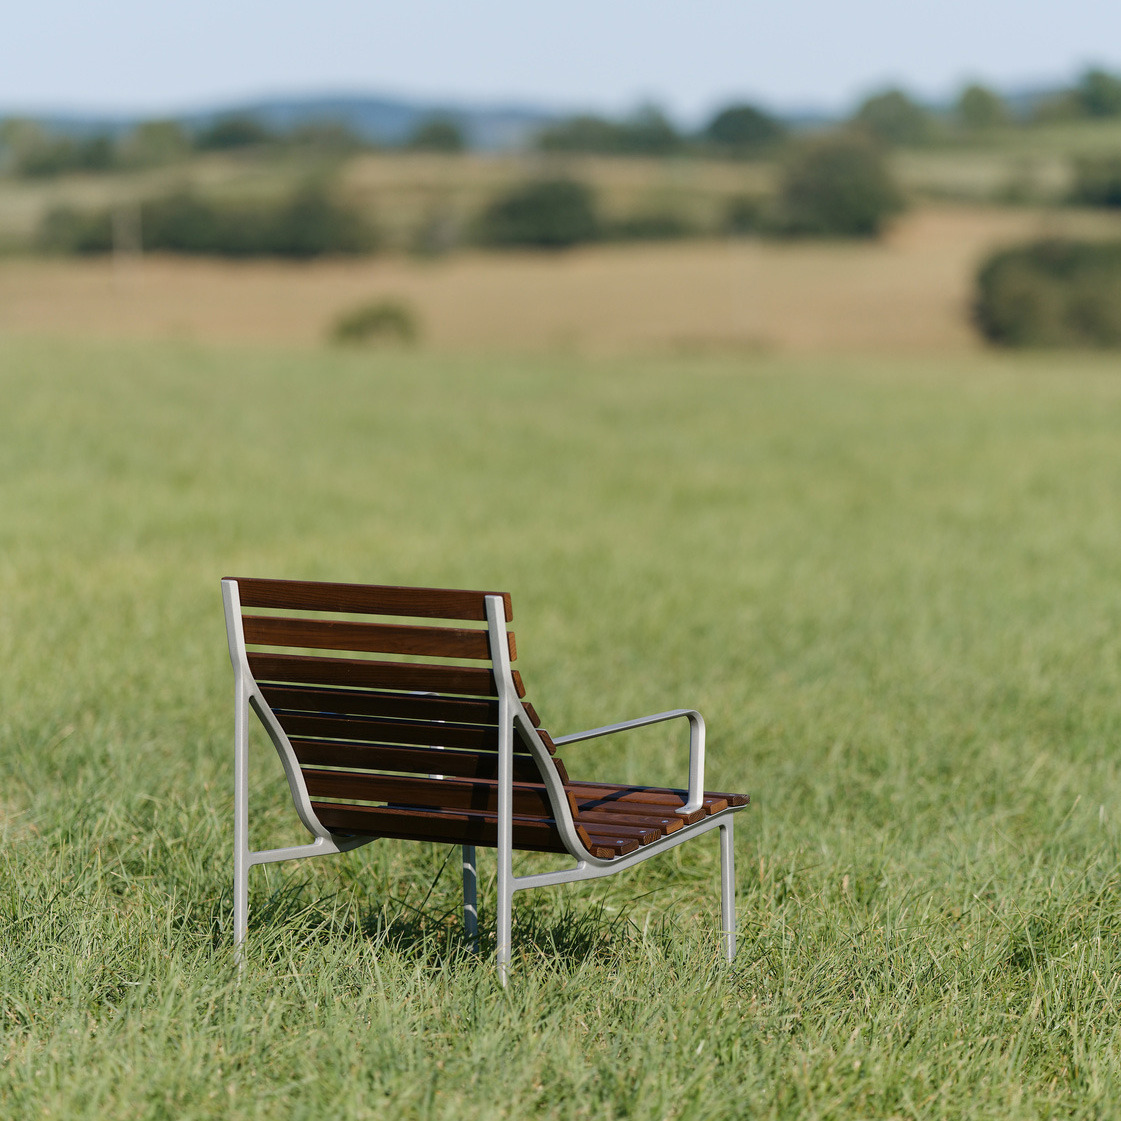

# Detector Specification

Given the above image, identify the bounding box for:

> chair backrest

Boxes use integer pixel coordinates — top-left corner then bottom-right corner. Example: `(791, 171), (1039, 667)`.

(222, 577), (582, 853)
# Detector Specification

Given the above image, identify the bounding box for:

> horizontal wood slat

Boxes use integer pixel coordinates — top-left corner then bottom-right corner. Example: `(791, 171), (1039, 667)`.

(573, 807), (685, 836)
(309, 803), (639, 857)
(566, 782), (745, 820)
(243, 615), (515, 662)
(303, 770), (554, 817)
(230, 577), (513, 622)
(274, 712), (509, 753)
(290, 739), (550, 783)
(248, 652), (525, 698)
(259, 684), (501, 726)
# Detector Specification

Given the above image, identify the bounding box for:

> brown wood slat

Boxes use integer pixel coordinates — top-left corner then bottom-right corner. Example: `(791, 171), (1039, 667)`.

(259, 684), (501, 726)
(566, 782), (736, 820)
(579, 829), (642, 856)
(274, 712), (506, 752)
(248, 652), (526, 698)
(303, 770), (554, 817)
(568, 817), (661, 845)
(243, 615), (515, 662)
(574, 807), (685, 836)
(309, 802), (623, 855)
(231, 577), (513, 622)
(290, 739), (550, 783)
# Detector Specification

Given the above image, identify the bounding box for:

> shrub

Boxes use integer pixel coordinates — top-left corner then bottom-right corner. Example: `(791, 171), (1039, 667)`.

(774, 134), (904, 238)
(405, 118), (465, 152)
(194, 115), (273, 150)
(37, 183), (378, 258)
(956, 84), (1009, 131)
(607, 210), (693, 241)
(329, 299), (419, 345)
(703, 104), (785, 156)
(475, 178), (599, 249)
(535, 107), (682, 156)
(852, 89), (933, 146)
(37, 205), (112, 253)
(1069, 155), (1121, 208)
(973, 239), (1121, 347)
(721, 193), (766, 235)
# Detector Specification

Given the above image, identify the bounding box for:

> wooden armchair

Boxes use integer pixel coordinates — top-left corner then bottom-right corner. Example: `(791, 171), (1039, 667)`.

(222, 578), (748, 979)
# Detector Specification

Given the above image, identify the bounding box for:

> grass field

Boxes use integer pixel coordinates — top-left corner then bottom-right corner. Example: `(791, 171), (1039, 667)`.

(3, 333), (1121, 1117)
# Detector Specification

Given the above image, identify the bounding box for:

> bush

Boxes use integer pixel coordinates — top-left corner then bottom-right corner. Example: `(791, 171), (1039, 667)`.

(703, 104), (785, 156)
(852, 89), (934, 146)
(405, 118), (465, 152)
(193, 115), (273, 150)
(536, 107), (683, 156)
(1069, 155), (1121, 208)
(956, 84), (1009, 131)
(38, 183), (378, 258)
(474, 178), (599, 249)
(329, 299), (419, 345)
(973, 239), (1121, 347)
(607, 210), (693, 241)
(774, 134), (904, 238)
(721, 194), (766, 235)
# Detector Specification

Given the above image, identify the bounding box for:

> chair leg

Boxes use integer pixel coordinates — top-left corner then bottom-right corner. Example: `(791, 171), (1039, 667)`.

(462, 844), (478, 952)
(233, 676), (250, 967)
(719, 820), (736, 963)
(496, 857), (513, 986)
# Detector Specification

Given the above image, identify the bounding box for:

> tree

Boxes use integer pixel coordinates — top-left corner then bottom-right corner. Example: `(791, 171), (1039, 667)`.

(535, 107), (682, 156)
(122, 120), (190, 167)
(775, 134), (905, 238)
(475, 178), (599, 248)
(956, 84), (1009, 130)
(852, 89), (933, 146)
(703, 104), (785, 156)
(406, 117), (466, 152)
(1078, 68), (1121, 118)
(194, 115), (272, 150)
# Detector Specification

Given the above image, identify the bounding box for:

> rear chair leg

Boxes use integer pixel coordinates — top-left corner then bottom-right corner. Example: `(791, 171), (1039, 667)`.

(719, 820), (736, 963)
(462, 844), (478, 952)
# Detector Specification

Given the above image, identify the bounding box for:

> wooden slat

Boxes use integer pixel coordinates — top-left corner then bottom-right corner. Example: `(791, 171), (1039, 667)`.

(574, 807), (684, 836)
(248, 652), (525, 698)
(290, 739), (550, 783)
(243, 615), (515, 661)
(259, 684), (501, 726)
(303, 770), (555, 817)
(566, 781), (737, 820)
(275, 712), (506, 752)
(230, 577), (513, 622)
(309, 803), (591, 854)
(311, 803), (633, 859)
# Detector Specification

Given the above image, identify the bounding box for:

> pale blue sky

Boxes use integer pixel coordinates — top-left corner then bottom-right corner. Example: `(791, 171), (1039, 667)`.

(3, 0), (1119, 121)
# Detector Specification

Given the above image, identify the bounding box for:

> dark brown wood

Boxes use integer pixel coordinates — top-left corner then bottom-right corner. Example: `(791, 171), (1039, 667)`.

(230, 577), (513, 622)
(273, 711), (505, 752)
(304, 770), (554, 817)
(259, 684), (501, 726)
(243, 615), (515, 662)
(248, 652), (526, 698)
(290, 739), (549, 783)
(521, 702), (541, 727)
(573, 807), (684, 836)
(577, 828), (642, 857)
(565, 781), (736, 820)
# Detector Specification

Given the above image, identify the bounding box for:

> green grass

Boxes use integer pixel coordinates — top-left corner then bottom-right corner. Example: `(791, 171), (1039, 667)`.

(3, 336), (1121, 1118)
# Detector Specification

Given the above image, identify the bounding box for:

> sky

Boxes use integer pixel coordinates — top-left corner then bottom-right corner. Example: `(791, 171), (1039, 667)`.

(3, 0), (1120, 122)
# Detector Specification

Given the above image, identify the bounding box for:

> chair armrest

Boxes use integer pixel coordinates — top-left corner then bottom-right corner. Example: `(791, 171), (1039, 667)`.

(553, 708), (706, 816)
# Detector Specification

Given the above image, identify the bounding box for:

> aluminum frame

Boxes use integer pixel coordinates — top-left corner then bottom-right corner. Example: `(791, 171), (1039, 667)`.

(223, 581), (745, 980)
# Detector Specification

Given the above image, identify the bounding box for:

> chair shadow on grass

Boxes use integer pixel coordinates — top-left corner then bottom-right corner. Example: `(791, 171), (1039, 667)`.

(207, 872), (684, 973)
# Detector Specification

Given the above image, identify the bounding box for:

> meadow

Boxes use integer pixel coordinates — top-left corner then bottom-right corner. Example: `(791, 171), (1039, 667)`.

(2, 332), (1121, 1118)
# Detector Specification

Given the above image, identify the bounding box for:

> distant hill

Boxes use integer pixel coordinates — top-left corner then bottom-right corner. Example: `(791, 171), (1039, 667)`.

(1, 93), (562, 151)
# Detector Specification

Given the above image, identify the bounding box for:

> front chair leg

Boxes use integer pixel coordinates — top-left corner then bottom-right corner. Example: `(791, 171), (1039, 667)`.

(719, 820), (736, 963)
(462, 844), (478, 952)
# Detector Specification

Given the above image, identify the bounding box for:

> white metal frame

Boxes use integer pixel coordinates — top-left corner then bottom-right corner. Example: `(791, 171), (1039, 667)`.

(223, 580), (745, 980)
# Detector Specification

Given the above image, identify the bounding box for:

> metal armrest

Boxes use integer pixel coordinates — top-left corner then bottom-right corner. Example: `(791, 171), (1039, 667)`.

(553, 708), (706, 816)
